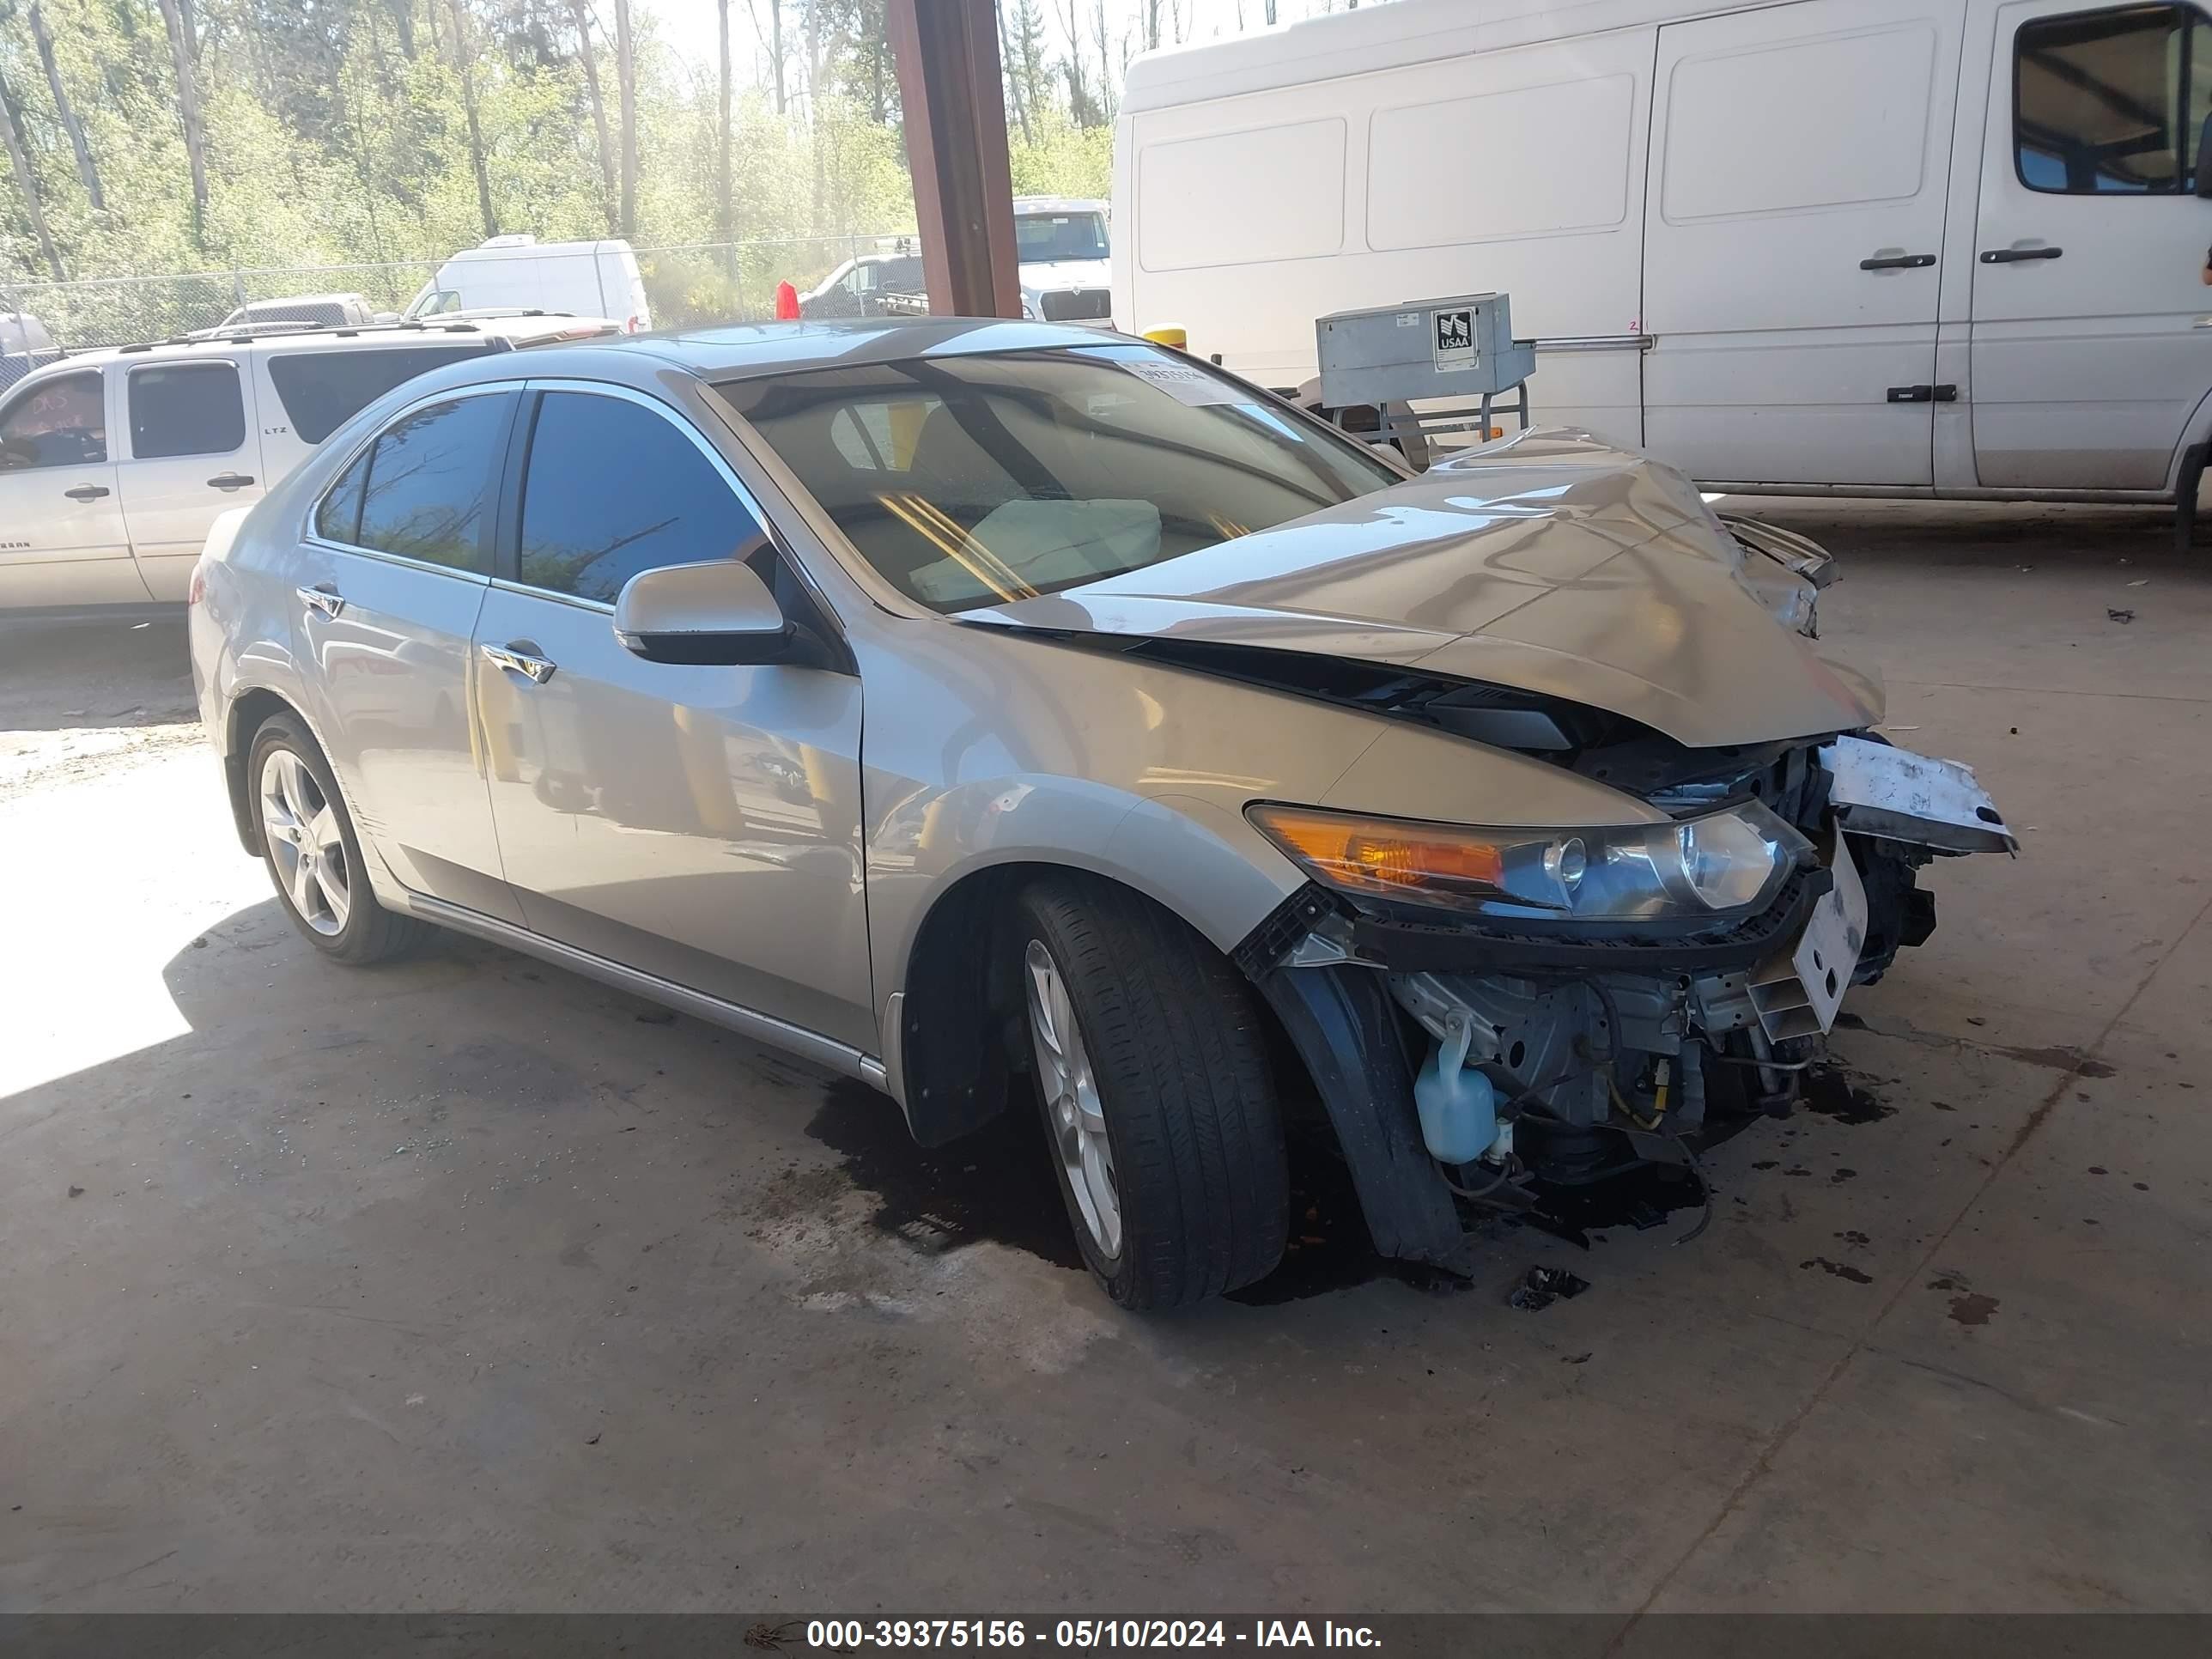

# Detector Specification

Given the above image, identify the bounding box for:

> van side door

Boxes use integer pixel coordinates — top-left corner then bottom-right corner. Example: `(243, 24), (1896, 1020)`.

(1970, 1), (2212, 490)
(114, 356), (262, 600)
(1642, 0), (1965, 486)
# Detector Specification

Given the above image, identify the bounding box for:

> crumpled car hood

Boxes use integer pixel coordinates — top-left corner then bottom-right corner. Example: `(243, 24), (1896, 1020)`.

(963, 429), (1881, 749)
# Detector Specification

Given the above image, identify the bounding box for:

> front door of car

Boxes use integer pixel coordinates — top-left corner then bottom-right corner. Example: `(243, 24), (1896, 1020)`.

(1969, 0), (2212, 490)
(297, 386), (525, 924)
(471, 383), (873, 1052)
(114, 358), (264, 600)
(0, 367), (143, 610)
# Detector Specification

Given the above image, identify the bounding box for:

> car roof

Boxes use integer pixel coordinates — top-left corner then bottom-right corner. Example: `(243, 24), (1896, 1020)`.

(171, 319), (1139, 423)
(568, 318), (1133, 381)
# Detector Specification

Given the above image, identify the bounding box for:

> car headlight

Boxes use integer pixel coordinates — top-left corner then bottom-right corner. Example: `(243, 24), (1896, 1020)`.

(1246, 799), (1814, 924)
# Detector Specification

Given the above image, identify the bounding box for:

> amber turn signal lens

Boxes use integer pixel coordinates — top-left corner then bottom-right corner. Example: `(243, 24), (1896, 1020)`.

(1248, 805), (1509, 898)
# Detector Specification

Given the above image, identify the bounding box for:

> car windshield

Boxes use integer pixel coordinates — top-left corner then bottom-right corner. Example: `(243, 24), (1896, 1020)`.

(1015, 212), (1109, 262)
(716, 343), (1401, 613)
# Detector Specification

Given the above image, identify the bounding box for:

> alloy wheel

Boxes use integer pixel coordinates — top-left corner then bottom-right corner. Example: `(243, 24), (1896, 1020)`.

(259, 749), (351, 937)
(1024, 938), (1122, 1259)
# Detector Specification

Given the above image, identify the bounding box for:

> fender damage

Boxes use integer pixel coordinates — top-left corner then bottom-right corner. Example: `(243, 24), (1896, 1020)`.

(967, 432), (2014, 1267)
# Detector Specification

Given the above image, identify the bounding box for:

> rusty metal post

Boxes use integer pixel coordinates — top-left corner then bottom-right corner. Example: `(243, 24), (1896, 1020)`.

(888, 0), (1020, 318)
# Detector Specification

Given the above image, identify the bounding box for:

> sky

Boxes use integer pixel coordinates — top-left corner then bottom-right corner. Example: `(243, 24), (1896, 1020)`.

(642, 0), (1383, 96)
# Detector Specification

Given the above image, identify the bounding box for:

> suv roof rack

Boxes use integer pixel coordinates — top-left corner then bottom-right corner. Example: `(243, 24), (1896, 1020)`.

(105, 319), (495, 354)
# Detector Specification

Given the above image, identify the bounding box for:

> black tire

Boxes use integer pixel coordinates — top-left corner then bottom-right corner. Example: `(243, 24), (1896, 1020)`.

(247, 714), (426, 964)
(1013, 876), (1289, 1310)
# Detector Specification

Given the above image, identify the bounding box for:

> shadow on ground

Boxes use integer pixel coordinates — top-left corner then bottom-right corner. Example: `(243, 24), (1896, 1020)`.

(0, 614), (195, 735)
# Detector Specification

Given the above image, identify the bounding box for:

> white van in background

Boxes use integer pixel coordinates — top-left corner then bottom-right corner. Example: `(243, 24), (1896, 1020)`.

(405, 235), (652, 333)
(1013, 197), (1115, 323)
(1115, 0), (2212, 508)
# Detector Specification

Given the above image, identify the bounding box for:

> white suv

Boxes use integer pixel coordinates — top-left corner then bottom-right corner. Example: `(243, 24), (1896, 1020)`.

(0, 314), (616, 615)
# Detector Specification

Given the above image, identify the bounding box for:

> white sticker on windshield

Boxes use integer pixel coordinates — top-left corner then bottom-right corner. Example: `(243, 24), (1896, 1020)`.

(1121, 356), (1247, 407)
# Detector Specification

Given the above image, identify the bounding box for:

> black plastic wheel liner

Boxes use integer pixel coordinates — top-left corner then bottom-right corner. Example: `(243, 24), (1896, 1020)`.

(1253, 963), (1471, 1272)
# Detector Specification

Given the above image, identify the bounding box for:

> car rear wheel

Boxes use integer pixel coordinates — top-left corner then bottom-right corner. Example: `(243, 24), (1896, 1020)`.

(1014, 877), (1289, 1310)
(249, 714), (424, 964)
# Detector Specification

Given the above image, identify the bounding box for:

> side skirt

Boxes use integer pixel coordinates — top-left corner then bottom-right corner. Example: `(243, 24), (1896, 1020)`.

(400, 891), (891, 1094)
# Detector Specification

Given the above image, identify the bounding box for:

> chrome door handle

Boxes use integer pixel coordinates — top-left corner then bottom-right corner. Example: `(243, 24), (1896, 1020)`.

(482, 641), (557, 684)
(207, 471), (256, 490)
(63, 483), (110, 501)
(297, 582), (344, 619)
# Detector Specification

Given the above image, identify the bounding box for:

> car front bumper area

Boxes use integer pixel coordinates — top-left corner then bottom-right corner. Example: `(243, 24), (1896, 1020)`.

(1234, 739), (2014, 1273)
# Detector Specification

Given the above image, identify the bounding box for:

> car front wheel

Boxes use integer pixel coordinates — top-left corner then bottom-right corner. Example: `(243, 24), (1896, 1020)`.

(1014, 877), (1289, 1310)
(249, 714), (423, 964)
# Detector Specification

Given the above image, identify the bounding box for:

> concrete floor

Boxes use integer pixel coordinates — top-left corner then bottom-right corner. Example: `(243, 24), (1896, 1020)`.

(3, 502), (2209, 1616)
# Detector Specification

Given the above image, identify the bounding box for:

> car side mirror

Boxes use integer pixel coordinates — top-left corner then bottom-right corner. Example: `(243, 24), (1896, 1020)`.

(2198, 113), (2212, 198)
(613, 559), (795, 665)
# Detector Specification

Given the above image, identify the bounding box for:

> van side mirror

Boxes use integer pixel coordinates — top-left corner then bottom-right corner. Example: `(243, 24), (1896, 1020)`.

(614, 559), (795, 665)
(2197, 114), (2212, 198)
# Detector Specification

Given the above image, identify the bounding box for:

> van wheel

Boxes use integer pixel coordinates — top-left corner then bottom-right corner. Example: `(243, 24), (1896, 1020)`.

(249, 714), (425, 964)
(1012, 877), (1288, 1310)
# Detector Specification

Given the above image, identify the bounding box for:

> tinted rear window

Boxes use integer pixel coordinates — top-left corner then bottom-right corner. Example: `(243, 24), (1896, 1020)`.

(266, 343), (499, 445)
(354, 392), (515, 573)
(129, 362), (246, 459)
(315, 450), (369, 544)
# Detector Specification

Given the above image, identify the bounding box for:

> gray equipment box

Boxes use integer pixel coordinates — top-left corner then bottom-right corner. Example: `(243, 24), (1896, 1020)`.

(1316, 292), (1537, 408)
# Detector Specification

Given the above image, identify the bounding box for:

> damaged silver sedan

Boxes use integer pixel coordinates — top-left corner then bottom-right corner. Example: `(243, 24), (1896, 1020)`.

(189, 319), (2010, 1310)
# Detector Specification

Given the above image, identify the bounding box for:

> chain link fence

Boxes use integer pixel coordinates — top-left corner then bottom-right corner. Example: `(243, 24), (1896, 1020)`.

(0, 234), (908, 357)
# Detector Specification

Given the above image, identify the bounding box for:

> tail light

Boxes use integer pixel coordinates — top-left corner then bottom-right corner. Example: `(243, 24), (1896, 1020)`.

(186, 561), (207, 606)
(775, 281), (799, 321)
(625, 315), (641, 333)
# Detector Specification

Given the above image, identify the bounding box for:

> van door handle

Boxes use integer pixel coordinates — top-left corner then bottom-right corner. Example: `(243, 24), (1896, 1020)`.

(482, 641), (557, 684)
(1980, 246), (2063, 263)
(1860, 252), (1936, 270)
(297, 582), (344, 619)
(63, 483), (110, 501)
(206, 471), (256, 490)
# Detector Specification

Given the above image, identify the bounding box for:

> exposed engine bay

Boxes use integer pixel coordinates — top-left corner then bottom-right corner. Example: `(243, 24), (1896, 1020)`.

(1245, 726), (2014, 1257)
(1384, 732), (2005, 1189)
(969, 447), (2016, 1269)
(1221, 514), (2015, 1264)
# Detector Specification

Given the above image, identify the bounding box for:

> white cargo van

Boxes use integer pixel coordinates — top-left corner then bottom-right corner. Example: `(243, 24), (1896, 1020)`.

(404, 235), (652, 333)
(1115, 0), (2212, 507)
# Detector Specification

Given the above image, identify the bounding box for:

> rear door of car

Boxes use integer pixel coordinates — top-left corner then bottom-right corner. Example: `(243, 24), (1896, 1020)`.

(471, 380), (872, 1048)
(114, 356), (262, 599)
(0, 365), (140, 609)
(295, 385), (526, 923)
